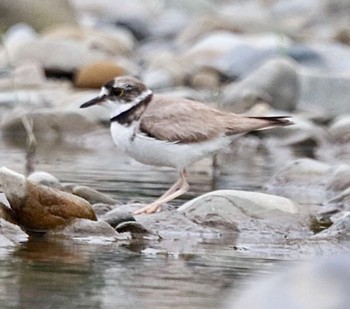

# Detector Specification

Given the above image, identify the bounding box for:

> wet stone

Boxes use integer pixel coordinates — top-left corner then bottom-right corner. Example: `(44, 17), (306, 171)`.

(100, 208), (135, 228)
(45, 218), (119, 239)
(116, 221), (152, 236)
(178, 190), (301, 231)
(72, 186), (117, 205)
(0, 218), (28, 246)
(0, 167), (97, 232)
(0, 202), (18, 225)
(27, 171), (62, 190)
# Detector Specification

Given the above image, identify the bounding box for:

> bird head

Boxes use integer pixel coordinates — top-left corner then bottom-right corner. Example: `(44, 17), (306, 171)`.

(80, 76), (152, 118)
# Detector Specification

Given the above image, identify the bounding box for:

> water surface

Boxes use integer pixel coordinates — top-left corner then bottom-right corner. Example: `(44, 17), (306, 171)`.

(0, 135), (298, 308)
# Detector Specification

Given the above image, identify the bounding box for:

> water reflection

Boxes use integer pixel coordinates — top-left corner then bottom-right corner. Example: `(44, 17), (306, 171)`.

(0, 237), (275, 309)
(0, 135), (295, 308)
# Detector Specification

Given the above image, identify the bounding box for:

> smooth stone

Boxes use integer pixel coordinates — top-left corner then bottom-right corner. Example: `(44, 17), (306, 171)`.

(42, 25), (135, 56)
(221, 58), (300, 113)
(2, 23), (38, 49)
(0, 37), (109, 73)
(114, 17), (151, 41)
(0, 202), (18, 225)
(188, 68), (221, 89)
(267, 159), (350, 205)
(0, 60), (46, 88)
(100, 209), (135, 228)
(45, 218), (119, 238)
(0, 167), (97, 232)
(27, 171), (62, 189)
(178, 190), (299, 230)
(328, 115), (350, 143)
(265, 159), (331, 204)
(92, 203), (118, 217)
(226, 256), (350, 309)
(142, 68), (177, 89)
(300, 70), (350, 115)
(325, 165), (350, 193)
(1, 109), (101, 147)
(116, 221), (152, 236)
(72, 186), (117, 205)
(0, 219), (28, 246)
(74, 61), (125, 89)
(0, 0), (77, 32)
(320, 188), (350, 220)
(114, 203), (218, 238)
(142, 51), (185, 88)
(180, 31), (245, 69)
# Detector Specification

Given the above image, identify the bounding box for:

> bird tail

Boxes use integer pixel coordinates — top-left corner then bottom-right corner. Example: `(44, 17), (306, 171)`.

(248, 116), (293, 128)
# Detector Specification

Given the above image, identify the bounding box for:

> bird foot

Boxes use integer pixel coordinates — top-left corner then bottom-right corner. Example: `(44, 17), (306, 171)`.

(133, 203), (162, 215)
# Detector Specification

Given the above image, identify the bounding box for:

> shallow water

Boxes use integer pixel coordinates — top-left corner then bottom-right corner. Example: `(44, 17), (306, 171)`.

(0, 135), (301, 308)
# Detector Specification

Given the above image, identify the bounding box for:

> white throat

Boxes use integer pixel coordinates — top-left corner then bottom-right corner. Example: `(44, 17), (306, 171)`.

(105, 89), (152, 119)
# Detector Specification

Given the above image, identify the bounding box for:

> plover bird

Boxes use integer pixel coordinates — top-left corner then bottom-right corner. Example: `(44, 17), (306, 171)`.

(80, 76), (292, 214)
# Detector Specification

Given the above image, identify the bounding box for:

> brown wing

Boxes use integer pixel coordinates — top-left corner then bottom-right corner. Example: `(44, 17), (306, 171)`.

(140, 94), (291, 143)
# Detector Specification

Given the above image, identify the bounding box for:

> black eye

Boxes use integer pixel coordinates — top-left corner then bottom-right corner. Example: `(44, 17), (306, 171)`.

(111, 87), (123, 97)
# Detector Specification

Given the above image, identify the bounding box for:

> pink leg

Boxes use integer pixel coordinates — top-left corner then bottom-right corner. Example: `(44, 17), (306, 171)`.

(133, 170), (189, 215)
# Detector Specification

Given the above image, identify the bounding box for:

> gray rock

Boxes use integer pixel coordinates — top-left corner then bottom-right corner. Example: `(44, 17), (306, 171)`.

(318, 212), (350, 237)
(300, 70), (350, 115)
(325, 165), (350, 193)
(221, 58), (300, 112)
(0, 60), (46, 88)
(265, 159), (331, 204)
(266, 159), (350, 205)
(45, 218), (119, 238)
(178, 190), (300, 230)
(27, 171), (62, 189)
(0, 37), (108, 73)
(0, 218), (28, 246)
(0, 0), (77, 32)
(92, 203), (118, 217)
(100, 209), (135, 228)
(116, 221), (152, 236)
(73, 186), (117, 205)
(225, 255), (350, 309)
(328, 115), (350, 143)
(1, 109), (101, 147)
(113, 203), (219, 239)
(0, 167), (97, 232)
(0, 202), (18, 225)
(320, 188), (350, 221)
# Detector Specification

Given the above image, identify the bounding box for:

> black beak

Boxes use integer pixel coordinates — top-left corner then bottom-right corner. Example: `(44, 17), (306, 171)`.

(80, 95), (106, 108)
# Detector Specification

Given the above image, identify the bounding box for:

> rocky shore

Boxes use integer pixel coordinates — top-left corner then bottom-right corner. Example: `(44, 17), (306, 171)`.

(1, 0), (350, 307)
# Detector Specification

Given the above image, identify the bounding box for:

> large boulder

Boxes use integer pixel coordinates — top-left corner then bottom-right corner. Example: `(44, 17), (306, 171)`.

(0, 167), (97, 232)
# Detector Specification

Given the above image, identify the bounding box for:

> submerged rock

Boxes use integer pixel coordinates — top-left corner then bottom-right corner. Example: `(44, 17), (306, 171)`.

(0, 167), (97, 232)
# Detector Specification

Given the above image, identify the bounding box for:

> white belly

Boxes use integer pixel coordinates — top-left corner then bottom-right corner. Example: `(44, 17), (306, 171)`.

(110, 122), (231, 170)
